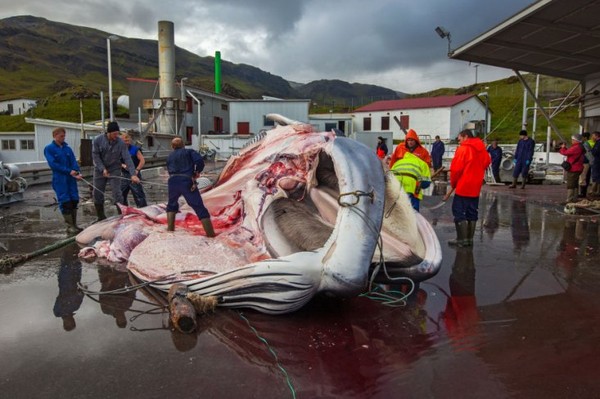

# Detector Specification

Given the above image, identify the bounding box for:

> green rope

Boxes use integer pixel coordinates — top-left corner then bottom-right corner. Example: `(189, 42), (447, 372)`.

(238, 312), (297, 399)
(0, 235), (76, 271)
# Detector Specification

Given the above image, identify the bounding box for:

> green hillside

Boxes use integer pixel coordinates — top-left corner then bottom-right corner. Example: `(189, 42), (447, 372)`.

(416, 74), (580, 143)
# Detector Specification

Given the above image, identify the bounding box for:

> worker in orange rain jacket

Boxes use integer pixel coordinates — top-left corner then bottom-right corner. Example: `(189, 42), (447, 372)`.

(444, 129), (491, 248)
(388, 129), (432, 169)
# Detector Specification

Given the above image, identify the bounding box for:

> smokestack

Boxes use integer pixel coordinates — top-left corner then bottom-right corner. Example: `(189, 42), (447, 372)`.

(215, 51), (221, 94)
(158, 21), (176, 99)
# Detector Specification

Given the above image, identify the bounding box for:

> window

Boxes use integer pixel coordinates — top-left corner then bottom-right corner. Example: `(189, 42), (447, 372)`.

(363, 117), (372, 131)
(381, 116), (390, 130)
(400, 115), (410, 130)
(186, 97), (193, 113)
(7, 104), (13, 115)
(325, 123), (337, 131)
(2, 139), (16, 150)
(221, 104), (228, 111)
(20, 139), (35, 150)
(263, 115), (274, 126)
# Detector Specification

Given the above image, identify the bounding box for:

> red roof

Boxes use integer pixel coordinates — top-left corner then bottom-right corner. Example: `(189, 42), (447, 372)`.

(354, 94), (475, 112)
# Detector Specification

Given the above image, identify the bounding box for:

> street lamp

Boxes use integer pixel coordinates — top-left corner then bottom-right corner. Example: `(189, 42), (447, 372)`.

(478, 91), (489, 136)
(106, 35), (119, 122)
(435, 26), (452, 56)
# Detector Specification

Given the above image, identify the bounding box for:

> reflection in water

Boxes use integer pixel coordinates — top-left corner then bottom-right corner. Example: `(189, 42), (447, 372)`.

(442, 248), (480, 351)
(482, 197), (499, 239)
(139, 284), (433, 397)
(98, 266), (136, 328)
(53, 246), (84, 331)
(511, 200), (530, 251)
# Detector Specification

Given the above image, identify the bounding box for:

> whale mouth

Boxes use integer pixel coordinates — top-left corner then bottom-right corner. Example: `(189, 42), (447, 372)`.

(261, 152), (337, 256)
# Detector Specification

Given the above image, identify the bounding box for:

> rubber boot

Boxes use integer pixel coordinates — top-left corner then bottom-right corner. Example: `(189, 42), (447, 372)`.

(167, 212), (176, 231)
(63, 213), (81, 235)
(94, 203), (106, 222)
(566, 189), (577, 204)
(578, 185), (587, 198)
(200, 218), (216, 238)
(588, 183), (597, 199)
(521, 179), (526, 189)
(465, 221), (476, 247)
(71, 209), (83, 233)
(116, 204), (122, 215)
(448, 221), (469, 247)
(508, 178), (517, 189)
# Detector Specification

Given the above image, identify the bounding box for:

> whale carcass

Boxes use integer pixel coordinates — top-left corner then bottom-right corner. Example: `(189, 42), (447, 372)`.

(77, 114), (442, 314)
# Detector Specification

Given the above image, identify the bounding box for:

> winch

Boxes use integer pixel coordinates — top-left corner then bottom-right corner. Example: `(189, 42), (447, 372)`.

(0, 162), (27, 204)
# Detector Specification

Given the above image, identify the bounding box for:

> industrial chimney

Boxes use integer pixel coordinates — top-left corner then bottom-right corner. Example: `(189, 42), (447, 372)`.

(215, 51), (221, 94)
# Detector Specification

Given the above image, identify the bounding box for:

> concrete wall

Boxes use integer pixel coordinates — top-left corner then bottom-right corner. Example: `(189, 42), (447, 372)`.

(0, 132), (37, 163)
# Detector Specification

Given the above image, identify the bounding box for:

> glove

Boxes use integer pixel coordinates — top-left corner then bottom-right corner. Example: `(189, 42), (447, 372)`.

(526, 160), (530, 166)
(421, 181), (431, 189)
(512, 159), (517, 165)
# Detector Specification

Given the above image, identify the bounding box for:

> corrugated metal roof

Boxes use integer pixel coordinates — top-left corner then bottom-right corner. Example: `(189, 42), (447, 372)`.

(354, 94), (475, 112)
(451, 0), (600, 81)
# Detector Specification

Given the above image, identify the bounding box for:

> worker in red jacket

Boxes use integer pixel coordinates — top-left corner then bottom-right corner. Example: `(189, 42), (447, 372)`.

(388, 129), (432, 168)
(444, 129), (491, 247)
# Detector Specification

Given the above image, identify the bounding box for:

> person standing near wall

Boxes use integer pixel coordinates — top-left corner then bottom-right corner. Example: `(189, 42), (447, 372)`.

(431, 135), (445, 172)
(589, 131), (600, 199)
(376, 136), (388, 160)
(487, 140), (503, 183)
(509, 130), (535, 189)
(44, 127), (83, 234)
(559, 134), (585, 204)
(444, 130), (491, 248)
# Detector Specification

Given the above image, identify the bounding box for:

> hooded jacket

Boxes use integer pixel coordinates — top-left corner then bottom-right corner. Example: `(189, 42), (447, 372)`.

(389, 129), (432, 168)
(450, 137), (491, 197)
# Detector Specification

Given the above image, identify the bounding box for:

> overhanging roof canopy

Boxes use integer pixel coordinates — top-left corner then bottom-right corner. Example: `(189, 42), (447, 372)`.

(451, 0), (600, 82)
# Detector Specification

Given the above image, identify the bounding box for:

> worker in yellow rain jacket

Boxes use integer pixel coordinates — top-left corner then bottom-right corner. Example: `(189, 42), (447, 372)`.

(391, 152), (431, 212)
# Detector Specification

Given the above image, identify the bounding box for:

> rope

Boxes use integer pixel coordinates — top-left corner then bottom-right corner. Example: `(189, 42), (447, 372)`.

(238, 312), (297, 399)
(338, 190), (417, 306)
(0, 236), (76, 271)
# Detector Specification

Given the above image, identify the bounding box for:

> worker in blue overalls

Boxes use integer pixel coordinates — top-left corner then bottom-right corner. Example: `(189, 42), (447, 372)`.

(166, 137), (215, 237)
(44, 127), (83, 234)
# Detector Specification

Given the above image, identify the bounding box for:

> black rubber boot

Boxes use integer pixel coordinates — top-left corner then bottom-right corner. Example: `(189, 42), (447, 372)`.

(71, 209), (83, 233)
(579, 185), (587, 198)
(94, 203), (106, 222)
(167, 212), (176, 231)
(200, 218), (216, 237)
(63, 213), (81, 235)
(465, 221), (476, 246)
(508, 178), (517, 189)
(448, 221), (469, 247)
(521, 180), (526, 189)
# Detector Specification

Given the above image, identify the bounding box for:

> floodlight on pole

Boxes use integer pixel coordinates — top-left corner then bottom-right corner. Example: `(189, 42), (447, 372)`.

(106, 35), (119, 122)
(435, 26), (452, 56)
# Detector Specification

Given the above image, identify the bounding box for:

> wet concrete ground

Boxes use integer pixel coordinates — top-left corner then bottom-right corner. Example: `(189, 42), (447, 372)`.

(1, 172), (599, 399)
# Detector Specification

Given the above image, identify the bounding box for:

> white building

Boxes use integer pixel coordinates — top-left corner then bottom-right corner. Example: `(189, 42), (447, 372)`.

(0, 98), (36, 116)
(351, 94), (490, 142)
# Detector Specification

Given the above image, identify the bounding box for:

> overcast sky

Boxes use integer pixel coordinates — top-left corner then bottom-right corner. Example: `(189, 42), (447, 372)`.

(1, 0), (536, 94)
